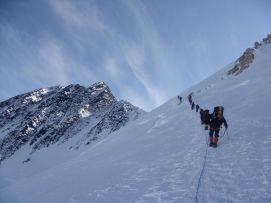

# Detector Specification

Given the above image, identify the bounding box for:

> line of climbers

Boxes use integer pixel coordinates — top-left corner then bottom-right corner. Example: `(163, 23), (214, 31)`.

(187, 93), (228, 148)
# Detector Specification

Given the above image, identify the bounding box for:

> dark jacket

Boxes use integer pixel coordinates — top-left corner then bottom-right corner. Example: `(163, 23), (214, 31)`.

(200, 109), (204, 121)
(210, 115), (228, 129)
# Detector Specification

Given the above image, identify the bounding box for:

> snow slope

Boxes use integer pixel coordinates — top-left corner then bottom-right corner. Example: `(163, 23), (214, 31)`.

(0, 42), (271, 203)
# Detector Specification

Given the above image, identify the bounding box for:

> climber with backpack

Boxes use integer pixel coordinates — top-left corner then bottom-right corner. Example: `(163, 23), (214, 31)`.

(209, 106), (228, 148)
(203, 109), (211, 130)
(196, 104), (199, 112)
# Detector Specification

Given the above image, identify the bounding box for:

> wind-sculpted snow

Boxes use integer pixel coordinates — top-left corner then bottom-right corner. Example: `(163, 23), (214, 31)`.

(0, 82), (143, 163)
(0, 36), (271, 203)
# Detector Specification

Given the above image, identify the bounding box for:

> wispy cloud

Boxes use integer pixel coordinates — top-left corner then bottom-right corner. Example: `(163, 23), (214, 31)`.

(120, 0), (175, 109)
(49, 0), (109, 33)
(37, 41), (69, 85)
(122, 85), (152, 111)
(123, 44), (165, 108)
(104, 57), (119, 80)
(34, 38), (98, 87)
(0, 23), (97, 97)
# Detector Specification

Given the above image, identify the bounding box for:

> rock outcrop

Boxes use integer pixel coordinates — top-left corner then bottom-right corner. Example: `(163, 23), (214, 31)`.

(227, 34), (271, 76)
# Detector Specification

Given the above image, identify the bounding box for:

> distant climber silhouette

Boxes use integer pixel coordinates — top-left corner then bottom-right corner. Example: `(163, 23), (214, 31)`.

(191, 102), (195, 110)
(177, 96), (182, 104)
(196, 104), (199, 112)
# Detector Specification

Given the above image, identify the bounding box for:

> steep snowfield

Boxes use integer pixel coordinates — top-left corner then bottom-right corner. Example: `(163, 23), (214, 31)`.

(0, 44), (271, 203)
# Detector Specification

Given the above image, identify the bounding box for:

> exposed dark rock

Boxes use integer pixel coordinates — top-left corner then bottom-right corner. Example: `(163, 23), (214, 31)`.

(0, 82), (143, 163)
(254, 42), (261, 49)
(228, 34), (271, 76)
(263, 34), (271, 44)
(227, 48), (255, 76)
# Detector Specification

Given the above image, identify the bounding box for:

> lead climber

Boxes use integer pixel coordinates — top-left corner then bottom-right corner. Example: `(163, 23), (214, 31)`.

(209, 106), (228, 148)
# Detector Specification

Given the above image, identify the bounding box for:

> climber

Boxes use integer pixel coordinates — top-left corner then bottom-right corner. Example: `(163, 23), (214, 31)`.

(203, 109), (211, 130)
(200, 108), (204, 124)
(177, 96), (182, 104)
(196, 104), (199, 112)
(188, 93), (193, 104)
(209, 106), (228, 148)
(191, 102), (195, 110)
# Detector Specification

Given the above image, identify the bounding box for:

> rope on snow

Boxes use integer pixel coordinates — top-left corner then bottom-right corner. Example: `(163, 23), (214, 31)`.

(195, 129), (209, 203)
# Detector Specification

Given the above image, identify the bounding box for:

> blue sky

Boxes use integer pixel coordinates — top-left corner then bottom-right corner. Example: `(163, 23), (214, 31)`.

(0, 0), (270, 111)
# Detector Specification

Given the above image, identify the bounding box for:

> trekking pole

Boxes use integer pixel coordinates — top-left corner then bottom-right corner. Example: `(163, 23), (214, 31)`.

(218, 128), (227, 146)
(226, 128), (230, 141)
(220, 128), (227, 139)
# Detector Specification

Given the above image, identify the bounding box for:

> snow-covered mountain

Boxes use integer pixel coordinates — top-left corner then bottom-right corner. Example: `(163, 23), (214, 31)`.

(0, 82), (143, 163)
(0, 35), (271, 203)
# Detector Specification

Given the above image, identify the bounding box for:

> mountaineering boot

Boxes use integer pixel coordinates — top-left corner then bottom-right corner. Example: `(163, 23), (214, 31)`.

(209, 136), (213, 147)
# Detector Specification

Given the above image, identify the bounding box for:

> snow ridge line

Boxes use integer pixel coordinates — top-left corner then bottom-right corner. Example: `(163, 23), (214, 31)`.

(195, 130), (209, 203)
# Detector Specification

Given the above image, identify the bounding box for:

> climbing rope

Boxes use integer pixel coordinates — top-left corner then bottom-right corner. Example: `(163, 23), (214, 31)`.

(201, 127), (209, 145)
(186, 94), (229, 202)
(195, 128), (209, 203)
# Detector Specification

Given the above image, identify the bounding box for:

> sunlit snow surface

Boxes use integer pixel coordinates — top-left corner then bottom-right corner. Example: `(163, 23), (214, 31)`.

(0, 45), (271, 203)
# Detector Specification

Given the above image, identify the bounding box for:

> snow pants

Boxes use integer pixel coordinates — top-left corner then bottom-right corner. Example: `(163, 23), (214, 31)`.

(209, 128), (220, 137)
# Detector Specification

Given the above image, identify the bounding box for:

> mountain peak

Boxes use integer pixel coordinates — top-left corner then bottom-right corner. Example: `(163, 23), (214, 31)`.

(0, 82), (143, 163)
(89, 81), (108, 89)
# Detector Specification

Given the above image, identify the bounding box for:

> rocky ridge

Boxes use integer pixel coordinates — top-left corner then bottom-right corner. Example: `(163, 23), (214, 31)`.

(227, 34), (271, 76)
(0, 82), (143, 163)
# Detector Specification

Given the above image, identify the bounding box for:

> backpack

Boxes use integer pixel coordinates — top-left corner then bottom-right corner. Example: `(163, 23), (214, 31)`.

(203, 110), (211, 124)
(209, 106), (224, 128)
(213, 106), (224, 119)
